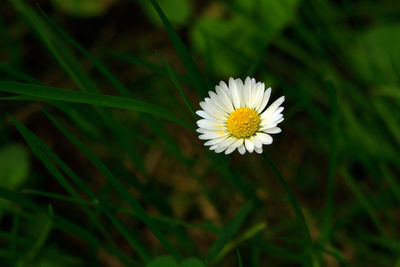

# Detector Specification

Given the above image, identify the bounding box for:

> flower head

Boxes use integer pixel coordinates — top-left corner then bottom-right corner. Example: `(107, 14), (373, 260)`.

(196, 77), (284, 154)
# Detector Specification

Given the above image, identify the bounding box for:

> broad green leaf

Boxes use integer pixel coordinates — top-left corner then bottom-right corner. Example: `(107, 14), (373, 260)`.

(146, 256), (177, 267)
(190, 0), (298, 76)
(0, 144), (29, 190)
(349, 24), (400, 85)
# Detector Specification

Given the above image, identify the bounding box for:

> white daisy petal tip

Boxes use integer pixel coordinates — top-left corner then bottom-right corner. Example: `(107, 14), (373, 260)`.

(196, 78), (284, 155)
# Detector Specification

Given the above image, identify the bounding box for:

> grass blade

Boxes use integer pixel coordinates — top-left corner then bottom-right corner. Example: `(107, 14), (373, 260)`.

(0, 81), (192, 129)
(11, 0), (98, 93)
(340, 168), (386, 235)
(237, 249), (243, 267)
(0, 186), (134, 265)
(262, 154), (320, 267)
(11, 114), (151, 262)
(147, 0), (209, 97)
(43, 110), (182, 260)
(206, 201), (253, 263)
(38, 8), (132, 97)
(156, 51), (196, 118)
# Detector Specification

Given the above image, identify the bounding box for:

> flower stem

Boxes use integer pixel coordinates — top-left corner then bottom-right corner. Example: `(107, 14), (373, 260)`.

(263, 154), (320, 267)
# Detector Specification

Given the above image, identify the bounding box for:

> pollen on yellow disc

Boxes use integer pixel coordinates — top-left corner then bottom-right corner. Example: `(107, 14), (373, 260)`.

(227, 107), (260, 138)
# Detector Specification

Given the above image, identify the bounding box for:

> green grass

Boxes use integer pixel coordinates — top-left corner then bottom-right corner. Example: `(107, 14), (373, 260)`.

(0, 0), (400, 266)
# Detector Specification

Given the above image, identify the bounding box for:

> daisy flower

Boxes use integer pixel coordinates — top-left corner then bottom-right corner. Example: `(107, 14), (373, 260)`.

(196, 77), (285, 154)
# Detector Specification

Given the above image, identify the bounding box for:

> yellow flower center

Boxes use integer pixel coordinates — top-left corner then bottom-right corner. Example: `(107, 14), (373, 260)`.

(227, 107), (260, 138)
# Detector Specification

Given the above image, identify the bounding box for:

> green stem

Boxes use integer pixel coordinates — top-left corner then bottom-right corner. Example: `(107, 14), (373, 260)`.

(263, 154), (319, 267)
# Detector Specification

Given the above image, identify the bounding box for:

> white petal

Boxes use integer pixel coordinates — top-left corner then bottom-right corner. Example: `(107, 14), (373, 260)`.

(229, 77), (241, 109)
(215, 137), (237, 153)
(254, 147), (263, 154)
(250, 82), (264, 109)
(199, 131), (228, 140)
(262, 96), (285, 118)
(238, 144), (246, 154)
(209, 91), (231, 113)
(200, 101), (227, 120)
(196, 110), (220, 121)
(245, 139), (254, 153)
(257, 132), (273, 145)
(215, 86), (234, 113)
(251, 135), (263, 148)
(264, 127), (281, 134)
(224, 139), (244, 154)
(196, 119), (225, 131)
(219, 81), (230, 94)
(204, 136), (228, 146)
(243, 77), (252, 107)
(256, 87), (272, 113)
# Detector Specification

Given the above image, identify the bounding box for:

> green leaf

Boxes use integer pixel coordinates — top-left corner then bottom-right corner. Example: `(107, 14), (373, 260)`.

(181, 258), (206, 267)
(0, 144), (29, 190)
(0, 81), (192, 130)
(146, 256), (178, 267)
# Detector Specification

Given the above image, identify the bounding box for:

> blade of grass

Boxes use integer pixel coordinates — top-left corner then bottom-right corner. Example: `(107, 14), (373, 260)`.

(213, 222), (266, 264)
(156, 51), (196, 119)
(43, 110), (182, 260)
(262, 154), (320, 267)
(206, 201), (253, 263)
(379, 164), (400, 205)
(10, 115), (114, 244)
(11, 115), (151, 263)
(236, 249), (243, 267)
(22, 189), (96, 206)
(38, 8), (132, 97)
(320, 81), (339, 244)
(102, 208), (151, 262)
(340, 168), (386, 235)
(19, 188), (221, 234)
(0, 81), (192, 130)
(0, 186), (135, 266)
(23, 206), (53, 263)
(147, 0), (209, 97)
(11, 0), (98, 93)
(0, 65), (41, 84)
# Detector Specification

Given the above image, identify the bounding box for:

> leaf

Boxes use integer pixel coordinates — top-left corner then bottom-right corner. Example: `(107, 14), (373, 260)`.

(0, 144), (29, 190)
(146, 256), (178, 267)
(181, 258), (206, 267)
(0, 81), (192, 130)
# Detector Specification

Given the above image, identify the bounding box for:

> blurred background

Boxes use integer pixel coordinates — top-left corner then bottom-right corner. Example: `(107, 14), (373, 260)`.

(1, 0), (400, 266)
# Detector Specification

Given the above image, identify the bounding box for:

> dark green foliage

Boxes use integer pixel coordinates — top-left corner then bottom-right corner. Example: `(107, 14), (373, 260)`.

(0, 0), (399, 266)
